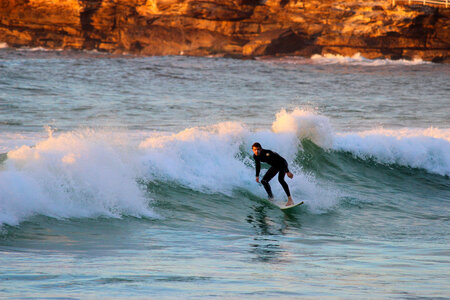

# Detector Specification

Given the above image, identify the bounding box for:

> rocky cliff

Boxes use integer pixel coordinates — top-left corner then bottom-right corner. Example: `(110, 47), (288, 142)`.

(0, 0), (449, 61)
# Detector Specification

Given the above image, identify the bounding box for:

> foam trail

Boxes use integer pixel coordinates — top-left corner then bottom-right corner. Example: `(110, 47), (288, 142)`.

(0, 129), (157, 227)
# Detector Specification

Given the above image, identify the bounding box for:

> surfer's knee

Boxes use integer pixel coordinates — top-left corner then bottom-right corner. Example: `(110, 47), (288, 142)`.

(261, 179), (269, 186)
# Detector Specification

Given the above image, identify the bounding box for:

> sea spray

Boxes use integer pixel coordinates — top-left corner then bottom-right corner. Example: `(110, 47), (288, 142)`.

(271, 108), (334, 149)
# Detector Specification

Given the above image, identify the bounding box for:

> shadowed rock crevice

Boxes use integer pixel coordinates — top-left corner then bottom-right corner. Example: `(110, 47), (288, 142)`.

(79, 0), (104, 49)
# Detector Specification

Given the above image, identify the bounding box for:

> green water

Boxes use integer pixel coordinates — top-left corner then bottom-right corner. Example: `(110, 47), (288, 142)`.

(0, 50), (449, 298)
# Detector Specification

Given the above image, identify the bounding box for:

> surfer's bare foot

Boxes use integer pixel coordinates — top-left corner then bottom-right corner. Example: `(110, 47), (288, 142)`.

(268, 197), (274, 202)
(285, 196), (294, 206)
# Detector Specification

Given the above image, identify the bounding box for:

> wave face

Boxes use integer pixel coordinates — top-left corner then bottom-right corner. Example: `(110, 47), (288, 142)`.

(1, 109), (448, 227)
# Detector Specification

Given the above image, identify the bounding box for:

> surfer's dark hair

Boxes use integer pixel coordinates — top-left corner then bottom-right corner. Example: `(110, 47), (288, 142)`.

(252, 142), (262, 149)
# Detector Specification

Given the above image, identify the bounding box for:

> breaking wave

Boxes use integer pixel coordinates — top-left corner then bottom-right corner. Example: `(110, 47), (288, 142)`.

(1, 109), (448, 227)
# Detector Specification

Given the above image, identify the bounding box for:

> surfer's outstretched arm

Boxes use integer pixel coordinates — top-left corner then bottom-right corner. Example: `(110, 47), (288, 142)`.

(254, 157), (261, 183)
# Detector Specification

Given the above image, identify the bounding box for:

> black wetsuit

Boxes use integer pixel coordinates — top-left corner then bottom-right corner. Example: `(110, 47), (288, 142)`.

(253, 149), (291, 198)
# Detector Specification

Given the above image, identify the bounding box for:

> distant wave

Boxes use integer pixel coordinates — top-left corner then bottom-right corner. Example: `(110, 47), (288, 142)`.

(16, 47), (64, 52)
(310, 53), (430, 66)
(258, 53), (431, 66)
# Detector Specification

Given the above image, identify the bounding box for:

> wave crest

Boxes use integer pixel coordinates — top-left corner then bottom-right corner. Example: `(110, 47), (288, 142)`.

(334, 128), (450, 176)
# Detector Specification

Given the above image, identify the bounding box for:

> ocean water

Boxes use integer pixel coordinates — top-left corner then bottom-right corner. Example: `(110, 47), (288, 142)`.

(0, 47), (449, 299)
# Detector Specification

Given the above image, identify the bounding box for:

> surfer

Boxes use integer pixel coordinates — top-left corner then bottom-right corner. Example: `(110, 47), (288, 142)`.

(252, 142), (294, 206)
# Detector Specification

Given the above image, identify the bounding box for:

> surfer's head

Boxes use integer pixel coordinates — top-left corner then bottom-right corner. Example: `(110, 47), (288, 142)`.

(252, 142), (262, 156)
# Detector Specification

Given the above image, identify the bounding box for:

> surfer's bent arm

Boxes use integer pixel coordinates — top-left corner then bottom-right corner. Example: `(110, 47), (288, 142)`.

(282, 158), (294, 179)
(283, 159), (290, 173)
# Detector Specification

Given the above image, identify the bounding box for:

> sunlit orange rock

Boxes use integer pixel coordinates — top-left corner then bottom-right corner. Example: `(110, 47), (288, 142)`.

(0, 0), (448, 62)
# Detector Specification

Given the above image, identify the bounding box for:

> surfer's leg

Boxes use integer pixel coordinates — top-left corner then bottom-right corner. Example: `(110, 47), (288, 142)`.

(278, 171), (291, 197)
(261, 167), (277, 199)
(278, 171), (294, 206)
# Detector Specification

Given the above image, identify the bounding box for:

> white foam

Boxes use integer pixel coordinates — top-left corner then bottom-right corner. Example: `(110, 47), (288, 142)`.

(0, 129), (157, 227)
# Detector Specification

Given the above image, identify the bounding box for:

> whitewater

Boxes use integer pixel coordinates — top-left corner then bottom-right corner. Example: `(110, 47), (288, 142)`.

(0, 48), (449, 299)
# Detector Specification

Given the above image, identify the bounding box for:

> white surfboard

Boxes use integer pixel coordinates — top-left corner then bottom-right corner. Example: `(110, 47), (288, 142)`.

(279, 201), (304, 210)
